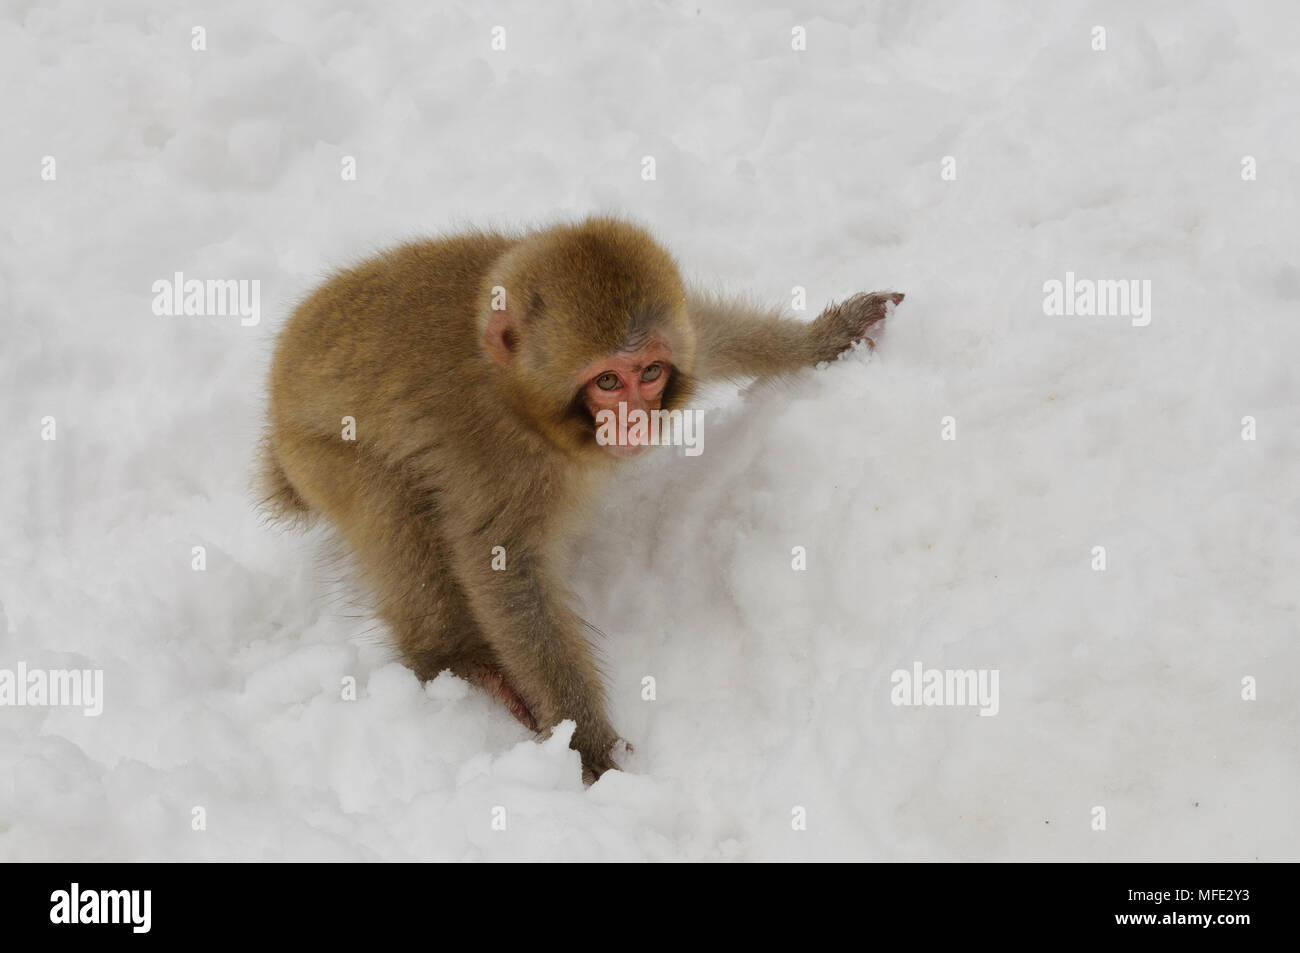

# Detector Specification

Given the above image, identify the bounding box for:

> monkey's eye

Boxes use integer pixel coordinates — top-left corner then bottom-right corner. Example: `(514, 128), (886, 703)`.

(595, 372), (621, 391)
(641, 363), (663, 383)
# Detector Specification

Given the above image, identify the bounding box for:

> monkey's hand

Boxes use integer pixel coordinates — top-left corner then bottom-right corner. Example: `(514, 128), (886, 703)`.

(580, 737), (633, 785)
(810, 291), (904, 361)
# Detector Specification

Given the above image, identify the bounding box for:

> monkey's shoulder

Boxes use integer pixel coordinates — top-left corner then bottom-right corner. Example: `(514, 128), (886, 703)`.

(381, 232), (515, 295)
(283, 233), (518, 356)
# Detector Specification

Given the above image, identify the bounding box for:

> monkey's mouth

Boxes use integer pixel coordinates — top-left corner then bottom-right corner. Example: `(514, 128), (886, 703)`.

(562, 398), (653, 459)
(604, 444), (649, 460)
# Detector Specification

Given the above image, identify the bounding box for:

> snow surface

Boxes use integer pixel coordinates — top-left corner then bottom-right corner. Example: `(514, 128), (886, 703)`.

(2, 0), (1297, 861)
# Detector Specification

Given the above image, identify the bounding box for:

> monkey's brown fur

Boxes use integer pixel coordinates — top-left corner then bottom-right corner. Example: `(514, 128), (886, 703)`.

(261, 216), (900, 781)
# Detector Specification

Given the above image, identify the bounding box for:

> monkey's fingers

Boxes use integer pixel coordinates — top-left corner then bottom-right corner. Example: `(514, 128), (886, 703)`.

(848, 291), (904, 338)
(815, 291), (904, 359)
(580, 738), (634, 785)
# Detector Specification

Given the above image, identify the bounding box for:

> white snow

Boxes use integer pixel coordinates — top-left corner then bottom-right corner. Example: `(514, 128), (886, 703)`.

(2, 0), (1297, 861)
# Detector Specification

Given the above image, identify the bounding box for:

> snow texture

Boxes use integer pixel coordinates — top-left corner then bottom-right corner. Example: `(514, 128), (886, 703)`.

(2, 0), (1297, 861)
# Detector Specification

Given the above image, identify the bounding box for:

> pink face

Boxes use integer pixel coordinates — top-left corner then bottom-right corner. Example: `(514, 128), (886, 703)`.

(574, 338), (673, 458)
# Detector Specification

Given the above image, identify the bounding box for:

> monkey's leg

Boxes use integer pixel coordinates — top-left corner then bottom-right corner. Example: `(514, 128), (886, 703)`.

(257, 434), (312, 521)
(687, 289), (903, 381)
(467, 667), (539, 732)
(271, 433), (542, 731)
(441, 520), (625, 782)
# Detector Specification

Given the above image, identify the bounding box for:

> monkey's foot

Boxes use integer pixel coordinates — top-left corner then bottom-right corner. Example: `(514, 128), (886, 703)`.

(469, 667), (539, 733)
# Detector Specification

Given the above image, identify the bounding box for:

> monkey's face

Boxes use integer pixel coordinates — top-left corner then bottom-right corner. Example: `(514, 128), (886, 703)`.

(572, 337), (675, 459)
(481, 218), (698, 459)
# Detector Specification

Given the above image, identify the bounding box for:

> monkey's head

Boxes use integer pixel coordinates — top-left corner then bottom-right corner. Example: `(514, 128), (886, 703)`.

(482, 218), (697, 459)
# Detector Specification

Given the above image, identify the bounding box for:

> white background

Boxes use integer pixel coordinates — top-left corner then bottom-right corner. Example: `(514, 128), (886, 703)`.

(2, 0), (1296, 860)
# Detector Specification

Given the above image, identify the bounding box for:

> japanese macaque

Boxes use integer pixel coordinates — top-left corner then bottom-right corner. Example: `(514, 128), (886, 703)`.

(261, 217), (902, 782)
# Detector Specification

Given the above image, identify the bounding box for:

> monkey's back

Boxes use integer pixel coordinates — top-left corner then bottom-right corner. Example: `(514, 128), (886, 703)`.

(269, 233), (513, 429)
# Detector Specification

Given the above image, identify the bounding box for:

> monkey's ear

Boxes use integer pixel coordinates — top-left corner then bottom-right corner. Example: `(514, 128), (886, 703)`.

(483, 308), (519, 369)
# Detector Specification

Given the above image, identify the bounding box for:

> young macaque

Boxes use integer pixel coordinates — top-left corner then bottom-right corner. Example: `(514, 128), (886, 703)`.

(261, 217), (902, 782)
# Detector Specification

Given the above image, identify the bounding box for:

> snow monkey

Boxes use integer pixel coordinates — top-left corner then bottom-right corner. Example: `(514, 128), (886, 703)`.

(261, 217), (902, 782)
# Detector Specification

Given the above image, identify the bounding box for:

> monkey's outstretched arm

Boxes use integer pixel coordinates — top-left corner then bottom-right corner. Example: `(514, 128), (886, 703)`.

(686, 290), (903, 382)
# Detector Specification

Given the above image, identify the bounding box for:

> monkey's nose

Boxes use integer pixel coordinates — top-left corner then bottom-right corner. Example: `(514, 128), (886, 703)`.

(621, 399), (653, 445)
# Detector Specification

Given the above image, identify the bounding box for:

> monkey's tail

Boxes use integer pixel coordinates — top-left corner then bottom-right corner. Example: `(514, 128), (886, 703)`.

(256, 433), (312, 523)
